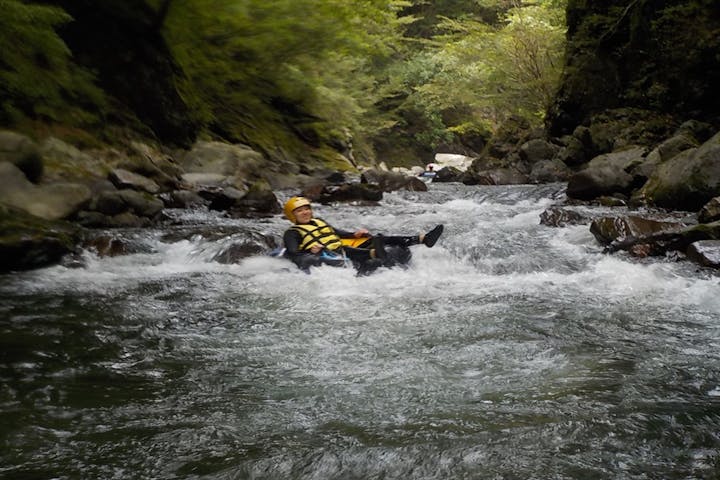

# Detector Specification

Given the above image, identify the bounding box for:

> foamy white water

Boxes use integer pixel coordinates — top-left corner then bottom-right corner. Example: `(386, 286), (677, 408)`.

(2, 183), (720, 479)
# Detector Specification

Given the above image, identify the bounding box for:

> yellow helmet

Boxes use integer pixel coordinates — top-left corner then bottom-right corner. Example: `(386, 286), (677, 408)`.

(283, 196), (312, 223)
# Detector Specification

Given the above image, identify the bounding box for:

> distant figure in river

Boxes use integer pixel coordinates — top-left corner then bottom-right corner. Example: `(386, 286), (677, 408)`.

(282, 196), (443, 274)
(418, 163), (437, 180)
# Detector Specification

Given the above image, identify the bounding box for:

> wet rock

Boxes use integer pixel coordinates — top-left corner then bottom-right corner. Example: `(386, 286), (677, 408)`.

(89, 189), (164, 218)
(686, 240), (720, 268)
(75, 211), (113, 228)
(82, 235), (130, 257)
(698, 197), (720, 223)
(91, 190), (128, 216)
(118, 190), (164, 218)
(212, 232), (280, 263)
(213, 242), (266, 263)
(325, 171), (347, 184)
(606, 220), (720, 259)
(539, 208), (589, 227)
(590, 215), (682, 245)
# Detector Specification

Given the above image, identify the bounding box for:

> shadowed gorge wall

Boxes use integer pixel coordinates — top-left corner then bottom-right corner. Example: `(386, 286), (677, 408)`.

(47, 0), (199, 147)
(547, 0), (720, 136)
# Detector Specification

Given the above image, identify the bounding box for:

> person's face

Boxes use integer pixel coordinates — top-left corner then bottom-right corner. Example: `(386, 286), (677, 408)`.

(293, 204), (312, 223)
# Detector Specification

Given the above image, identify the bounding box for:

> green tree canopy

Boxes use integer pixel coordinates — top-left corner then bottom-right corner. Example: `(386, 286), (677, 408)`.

(0, 0), (105, 126)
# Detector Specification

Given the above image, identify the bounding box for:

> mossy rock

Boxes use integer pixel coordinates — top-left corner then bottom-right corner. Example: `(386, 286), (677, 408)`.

(0, 204), (83, 272)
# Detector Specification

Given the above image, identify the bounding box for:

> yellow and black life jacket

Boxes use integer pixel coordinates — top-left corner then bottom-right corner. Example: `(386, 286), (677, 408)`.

(291, 219), (344, 251)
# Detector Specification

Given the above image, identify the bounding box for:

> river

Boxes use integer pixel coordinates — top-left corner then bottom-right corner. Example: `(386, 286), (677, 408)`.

(2, 183), (720, 479)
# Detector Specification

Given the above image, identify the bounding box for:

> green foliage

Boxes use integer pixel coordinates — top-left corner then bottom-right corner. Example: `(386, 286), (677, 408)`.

(417, 0), (567, 131)
(1, 0), (569, 169)
(0, 0), (105, 126)
(161, 0), (410, 158)
(366, 0), (566, 164)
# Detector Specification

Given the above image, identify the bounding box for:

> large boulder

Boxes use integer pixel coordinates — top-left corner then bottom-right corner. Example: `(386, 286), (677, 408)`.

(633, 131), (699, 180)
(39, 137), (111, 184)
(179, 141), (266, 187)
(641, 131), (720, 211)
(0, 162), (92, 220)
(566, 146), (647, 200)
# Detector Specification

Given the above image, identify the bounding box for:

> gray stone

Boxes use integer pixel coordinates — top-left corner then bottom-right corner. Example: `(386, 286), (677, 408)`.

(687, 240), (720, 268)
(0, 161), (91, 220)
(109, 168), (160, 194)
(0, 130), (42, 182)
(699, 197), (720, 223)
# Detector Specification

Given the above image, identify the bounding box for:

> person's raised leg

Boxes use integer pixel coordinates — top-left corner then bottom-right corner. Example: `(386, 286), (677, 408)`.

(420, 225), (443, 247)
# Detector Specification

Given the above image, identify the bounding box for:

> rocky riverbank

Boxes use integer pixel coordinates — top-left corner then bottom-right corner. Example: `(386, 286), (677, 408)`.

(2, 113), (720, 273)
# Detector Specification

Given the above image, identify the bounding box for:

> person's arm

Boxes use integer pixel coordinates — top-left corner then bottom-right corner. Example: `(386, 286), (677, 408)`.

(331, 224), (370, 239)
(283, 229), (304, 256)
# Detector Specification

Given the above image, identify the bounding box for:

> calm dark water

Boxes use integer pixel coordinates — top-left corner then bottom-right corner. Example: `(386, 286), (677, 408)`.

(2, 183), (720, 479)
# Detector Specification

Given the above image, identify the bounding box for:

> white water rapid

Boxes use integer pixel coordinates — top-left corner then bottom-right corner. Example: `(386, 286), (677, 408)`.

(2, 183), (720, 479)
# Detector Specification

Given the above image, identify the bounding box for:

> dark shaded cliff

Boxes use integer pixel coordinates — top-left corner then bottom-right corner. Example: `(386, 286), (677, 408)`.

(47, 0), (199, 147)
(547, 0), (720, 136)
